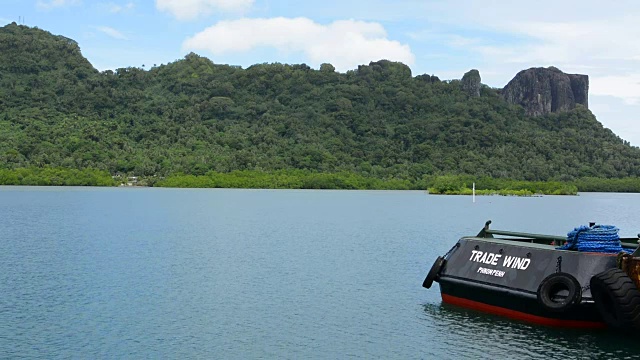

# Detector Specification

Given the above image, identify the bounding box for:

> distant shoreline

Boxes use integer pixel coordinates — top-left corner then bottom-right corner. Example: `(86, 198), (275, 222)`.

(2, 168), (639, 193)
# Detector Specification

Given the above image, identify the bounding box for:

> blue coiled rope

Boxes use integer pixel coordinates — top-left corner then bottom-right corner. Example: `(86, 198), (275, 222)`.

(557, 224), (632, 253)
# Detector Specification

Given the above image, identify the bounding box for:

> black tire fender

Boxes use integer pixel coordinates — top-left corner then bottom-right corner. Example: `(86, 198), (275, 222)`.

(423, 256), (446, 289)
(537, 272), (582, 312)
(590, 268), (640, 329)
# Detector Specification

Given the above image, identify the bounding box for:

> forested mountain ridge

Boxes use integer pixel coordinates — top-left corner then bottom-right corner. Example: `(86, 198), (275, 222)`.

(2, 22), (640, 183)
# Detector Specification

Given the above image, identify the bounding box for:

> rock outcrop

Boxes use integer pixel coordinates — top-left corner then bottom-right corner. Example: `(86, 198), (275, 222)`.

(358, 60), (413, 81)
(415, 74), (440, 83)
(502, 67), (588, 116)
(461, 69), (481, 98)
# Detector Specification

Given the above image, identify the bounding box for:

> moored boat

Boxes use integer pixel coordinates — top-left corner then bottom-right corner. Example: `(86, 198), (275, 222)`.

(423, 221), (640, 329)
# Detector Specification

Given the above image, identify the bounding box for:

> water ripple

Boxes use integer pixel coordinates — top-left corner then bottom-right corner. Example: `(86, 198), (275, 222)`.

(1, 188), (640, 358)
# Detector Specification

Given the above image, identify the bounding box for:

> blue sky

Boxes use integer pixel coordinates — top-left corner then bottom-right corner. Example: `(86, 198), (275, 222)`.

(2, 0), (640, 146)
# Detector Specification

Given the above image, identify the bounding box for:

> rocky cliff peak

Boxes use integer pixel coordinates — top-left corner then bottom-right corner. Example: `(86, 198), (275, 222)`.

(461, 69), (481, 98)
(502, 67), (588, 116)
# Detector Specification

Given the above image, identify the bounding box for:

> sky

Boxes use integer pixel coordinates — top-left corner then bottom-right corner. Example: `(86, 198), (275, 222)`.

(2, 0), (640, 146)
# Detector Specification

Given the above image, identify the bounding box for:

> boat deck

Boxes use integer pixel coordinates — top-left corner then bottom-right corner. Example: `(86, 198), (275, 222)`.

(462, 236), (558, 250)
(474, 221), (639, 251)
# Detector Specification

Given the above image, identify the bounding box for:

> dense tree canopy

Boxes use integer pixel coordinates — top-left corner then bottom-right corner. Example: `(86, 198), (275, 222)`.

(2, 22), (640, 186)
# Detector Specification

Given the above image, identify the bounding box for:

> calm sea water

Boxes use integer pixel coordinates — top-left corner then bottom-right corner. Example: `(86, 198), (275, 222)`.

(2, 187), (640, 359)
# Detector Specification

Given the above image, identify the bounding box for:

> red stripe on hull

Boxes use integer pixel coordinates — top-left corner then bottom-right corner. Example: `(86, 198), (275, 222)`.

(441, 294), (607, 329)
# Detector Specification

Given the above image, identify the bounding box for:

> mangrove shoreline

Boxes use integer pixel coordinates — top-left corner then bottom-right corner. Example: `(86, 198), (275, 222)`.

(3, 168), (640, 194)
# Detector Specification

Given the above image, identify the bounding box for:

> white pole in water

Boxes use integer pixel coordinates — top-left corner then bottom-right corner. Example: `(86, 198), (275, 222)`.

(473, 182), (476, 203)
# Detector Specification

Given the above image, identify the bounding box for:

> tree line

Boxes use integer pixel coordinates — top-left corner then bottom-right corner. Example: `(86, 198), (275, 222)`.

(3, 167), (640, 195)
(2, 23), (640, 191)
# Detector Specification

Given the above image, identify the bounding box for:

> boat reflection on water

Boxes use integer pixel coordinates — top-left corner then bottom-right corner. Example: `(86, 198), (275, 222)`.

(421, 302), (638, 359)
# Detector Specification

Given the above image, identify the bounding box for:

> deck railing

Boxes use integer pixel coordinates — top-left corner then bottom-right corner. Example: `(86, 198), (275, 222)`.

(477, 220), (639, 249)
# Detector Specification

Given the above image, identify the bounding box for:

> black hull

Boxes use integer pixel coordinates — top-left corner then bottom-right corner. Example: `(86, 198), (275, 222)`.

(430, 236), (620, 328)
(439, 277), (606, 328)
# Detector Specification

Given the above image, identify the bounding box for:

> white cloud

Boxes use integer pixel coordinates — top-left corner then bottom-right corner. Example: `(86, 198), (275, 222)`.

(408, 30), (484, 48)
(589, 95), (640, 146)
(422, 0), (639, 25)
(36, 0), (81, 10)
(485, 18), (640, 101)
(591, 75), (640, 105)
(95, 26), (128, 40)
(492, 18), (640, 66)
(183, 17), (415, 72)
(408, 2), (640, 99)
(109, 2), (134, 13)
(156, 0), (253, 20)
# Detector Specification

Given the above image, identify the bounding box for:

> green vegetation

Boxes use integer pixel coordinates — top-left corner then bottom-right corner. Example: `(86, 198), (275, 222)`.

(0, 167), (116, 186)
(156, 170), (413, 189)
(572, 177), (640, 193)
(2, 23), (640, 192)
(425, 175), (577, 195)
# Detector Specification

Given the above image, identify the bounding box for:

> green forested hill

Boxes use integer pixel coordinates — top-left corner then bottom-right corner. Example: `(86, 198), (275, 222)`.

(2, 22), (640, 186)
